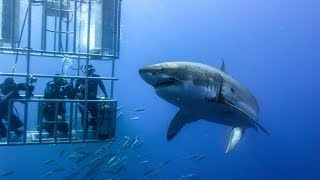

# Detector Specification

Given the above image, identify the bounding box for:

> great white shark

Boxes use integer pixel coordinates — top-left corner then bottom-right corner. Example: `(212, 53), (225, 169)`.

(138, 61), (269, 153)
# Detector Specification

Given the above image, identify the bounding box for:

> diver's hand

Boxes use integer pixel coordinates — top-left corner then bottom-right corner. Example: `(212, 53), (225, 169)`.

(44, 104), (53, 112)
(16, 83), (27, 91)
(98, 94), (108, 100)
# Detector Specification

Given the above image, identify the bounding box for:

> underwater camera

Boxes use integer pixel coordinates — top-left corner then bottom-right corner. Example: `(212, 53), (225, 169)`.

(29, 75), (37, 84)
(14, 76), (37, 98)
(0, 76), (36, 98)
(16, 83), (35, 98)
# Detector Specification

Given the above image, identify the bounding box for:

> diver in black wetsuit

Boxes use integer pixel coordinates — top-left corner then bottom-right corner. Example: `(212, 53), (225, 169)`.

(0, 78), (34, 138)
(75, 65), (108, 136)
(43, 75), (75, 136)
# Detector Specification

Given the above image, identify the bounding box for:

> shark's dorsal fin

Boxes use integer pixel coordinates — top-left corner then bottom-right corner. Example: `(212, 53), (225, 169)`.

(224, 100), (270, 135)
(220, 58), (225, 72)
(225, 127), (245, 153)
(167, 109), (198, 140)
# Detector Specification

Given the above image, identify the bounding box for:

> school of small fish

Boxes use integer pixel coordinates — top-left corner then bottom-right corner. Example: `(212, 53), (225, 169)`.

(2, 106), (203, 179)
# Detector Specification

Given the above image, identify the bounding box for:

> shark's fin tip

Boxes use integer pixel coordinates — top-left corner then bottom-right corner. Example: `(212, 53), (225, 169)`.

(167, 133), (176, 141)
(225, 127), (245, 153)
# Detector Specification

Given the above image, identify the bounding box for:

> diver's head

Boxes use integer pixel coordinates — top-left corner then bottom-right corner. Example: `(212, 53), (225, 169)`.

(0, 78), (16, 95)
(53, 74), (67, 87)
(86, 64), (95, 76)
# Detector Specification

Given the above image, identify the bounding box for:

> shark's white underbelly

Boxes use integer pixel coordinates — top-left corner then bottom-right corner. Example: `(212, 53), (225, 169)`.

(157, 84), (256, 128)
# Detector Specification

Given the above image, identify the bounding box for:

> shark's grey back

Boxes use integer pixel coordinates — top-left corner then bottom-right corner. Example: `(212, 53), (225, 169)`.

(173, 62), (259, 117)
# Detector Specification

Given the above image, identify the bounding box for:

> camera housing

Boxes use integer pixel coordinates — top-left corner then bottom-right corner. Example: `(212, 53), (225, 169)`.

(17, 83), (35, 98)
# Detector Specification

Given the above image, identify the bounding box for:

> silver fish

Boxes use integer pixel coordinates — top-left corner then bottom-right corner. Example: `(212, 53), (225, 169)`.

(43, 171), (57, 178)
(131, 136), (140, 148)
(94, 147), (105, 155)
(66, 152), (79, 160)
(132, 108), (145, 112)
(49, 144), (57, 148)
(194, 154), (206, 161)
(90, 156), (106, 166)
(91, 158), (106, 169)
(41, 159), (56, 165)
(107, 155), (118, 165)
(134, 140), (144, 150)
(158, 160), (170, 168)
(107, 162), (127, 175)
(130, 116), (140, 120)
(184, 154), (199, 160)
(43, 167), (65, 178)
(151, 169), (161, 177)
(108, 159), (121, 167)
(104, 138), (116, 147)
(139, 160), (150, 164)
(144, 168), (160, 179)
(119, 156), (128, 162)
(1, 170), (14, 176)
(181, 173), (200, 179)
(122, 139), (131, 148)
(116, 112), (123, 119)
(144, 169), (154, 178)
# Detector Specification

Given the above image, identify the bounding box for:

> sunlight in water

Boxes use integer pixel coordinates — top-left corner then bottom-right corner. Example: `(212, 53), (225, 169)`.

(79, 1), (102, 51)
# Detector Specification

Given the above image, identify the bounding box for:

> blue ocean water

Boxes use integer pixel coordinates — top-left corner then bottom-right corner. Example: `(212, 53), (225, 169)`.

(0, 0), (319, 179)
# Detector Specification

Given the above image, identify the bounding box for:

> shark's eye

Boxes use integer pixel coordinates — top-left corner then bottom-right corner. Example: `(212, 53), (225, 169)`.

(230, 88), (235, 93)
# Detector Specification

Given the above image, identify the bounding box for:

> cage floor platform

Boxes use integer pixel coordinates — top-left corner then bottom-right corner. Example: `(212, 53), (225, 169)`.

(0, 130), (111, 145)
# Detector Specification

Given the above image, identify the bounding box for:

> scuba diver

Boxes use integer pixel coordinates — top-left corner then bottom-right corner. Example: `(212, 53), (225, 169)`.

(0, 77), (35, 138)
(75, 64), (108, 138)
(43, 75), (75, 136)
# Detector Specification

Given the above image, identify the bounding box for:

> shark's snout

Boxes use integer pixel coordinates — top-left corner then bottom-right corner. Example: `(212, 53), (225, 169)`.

(139, 64), (163, 74)
(139, 64), (182, 89)
(138, 66), (157, 86)
(138, 67), (152, 75)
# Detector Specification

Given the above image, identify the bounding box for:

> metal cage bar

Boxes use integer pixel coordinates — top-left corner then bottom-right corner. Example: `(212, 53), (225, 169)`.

(1, 98), (117, 146)
(0, 0), (121, 146)
(0, 0), (121, 58)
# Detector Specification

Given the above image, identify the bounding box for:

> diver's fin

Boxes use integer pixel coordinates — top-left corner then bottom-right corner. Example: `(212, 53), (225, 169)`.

(220, 58), (225, 72)
(224, 100), (270, 135)
(167, 109), (197, 141)
(225, 127), (245, 153)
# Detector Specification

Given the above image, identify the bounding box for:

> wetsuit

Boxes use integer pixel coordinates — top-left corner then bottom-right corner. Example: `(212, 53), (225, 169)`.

(75, 74), (107, 133)
(0, 89), (23, 137)
(43, 80), (75, 135)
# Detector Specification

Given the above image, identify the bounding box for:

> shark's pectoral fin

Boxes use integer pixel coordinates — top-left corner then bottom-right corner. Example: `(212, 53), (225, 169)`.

(225, 127), (245, 153)
(167, 109), (197, 141)
(224, 100), (270, 135)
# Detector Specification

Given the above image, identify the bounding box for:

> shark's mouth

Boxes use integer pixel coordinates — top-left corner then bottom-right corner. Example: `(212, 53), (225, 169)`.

(154, 77), (182, 89)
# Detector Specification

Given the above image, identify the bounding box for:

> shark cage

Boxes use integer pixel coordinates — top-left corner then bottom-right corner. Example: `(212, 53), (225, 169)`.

(0, 0), (122, 146)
